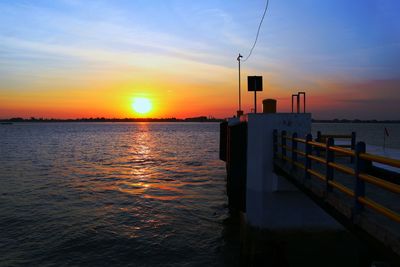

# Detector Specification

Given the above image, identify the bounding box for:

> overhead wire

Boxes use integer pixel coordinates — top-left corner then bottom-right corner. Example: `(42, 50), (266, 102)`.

(242, 0), (270, 62)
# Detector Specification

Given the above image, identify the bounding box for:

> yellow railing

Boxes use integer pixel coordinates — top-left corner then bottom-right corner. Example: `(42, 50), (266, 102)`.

(316, 131), (356, 157)
(273, 130), (400, 223)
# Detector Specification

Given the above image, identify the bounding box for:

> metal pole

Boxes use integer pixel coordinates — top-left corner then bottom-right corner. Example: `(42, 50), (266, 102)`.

(237, 54), (243, 115)
(291, 95), (295, 113)
(238, 58), (241, 111)
(297, 93), (300, 113)
(305, 134), (313, 180)
(292, 132), (298, 169)
(298, 92), (306, 113)
(354, 142), (366, 212)
(291, 95), (293, 113)
(254, 91), (257, 113)
(326, 137), (334, 192)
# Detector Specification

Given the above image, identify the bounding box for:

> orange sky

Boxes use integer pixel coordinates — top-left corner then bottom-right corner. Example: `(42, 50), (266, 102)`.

(1, 1), (399, 120)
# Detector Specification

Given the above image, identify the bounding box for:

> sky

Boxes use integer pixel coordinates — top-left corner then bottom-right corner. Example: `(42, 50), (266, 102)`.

(0, 0), (399, 119)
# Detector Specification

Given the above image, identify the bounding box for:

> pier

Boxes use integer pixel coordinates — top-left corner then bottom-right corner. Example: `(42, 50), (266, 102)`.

(220, 112), (400, 265)
(274, 130), (400, 255)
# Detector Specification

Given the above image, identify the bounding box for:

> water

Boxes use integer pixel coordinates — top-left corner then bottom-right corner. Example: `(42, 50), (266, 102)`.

(0, 122), (237, 266)
(312, 123), (400, 149)
(1, 122), (399, 266)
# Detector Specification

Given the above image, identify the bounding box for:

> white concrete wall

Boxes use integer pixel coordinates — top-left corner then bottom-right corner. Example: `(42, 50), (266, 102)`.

(246, 113), (311, 193)
(244, 113), (342, 230)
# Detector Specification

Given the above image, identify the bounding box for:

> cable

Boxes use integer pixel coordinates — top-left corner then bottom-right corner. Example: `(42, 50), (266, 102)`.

(242, 0), (269, 62)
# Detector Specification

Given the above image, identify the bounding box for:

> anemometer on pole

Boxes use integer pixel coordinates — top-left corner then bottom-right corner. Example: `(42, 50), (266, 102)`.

(237, 54), (243, 117)
(235, 0), (269, 117)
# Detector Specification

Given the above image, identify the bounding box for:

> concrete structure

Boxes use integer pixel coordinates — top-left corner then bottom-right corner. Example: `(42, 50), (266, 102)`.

(221, 112), (400, 264)
(243, 113), (342, 230)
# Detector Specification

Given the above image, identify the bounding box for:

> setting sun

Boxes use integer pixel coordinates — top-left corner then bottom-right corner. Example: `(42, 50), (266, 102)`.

(131, 97), (152, 115)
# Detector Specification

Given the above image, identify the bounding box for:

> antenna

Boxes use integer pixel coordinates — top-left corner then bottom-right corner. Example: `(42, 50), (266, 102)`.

(235, 0), (270, 116)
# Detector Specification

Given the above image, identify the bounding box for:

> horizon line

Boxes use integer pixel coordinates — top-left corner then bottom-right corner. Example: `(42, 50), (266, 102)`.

(1, 117), (400, 123)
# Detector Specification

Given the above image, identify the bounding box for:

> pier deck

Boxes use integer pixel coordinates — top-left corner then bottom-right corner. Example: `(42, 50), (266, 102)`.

(273, 130), (400, 258)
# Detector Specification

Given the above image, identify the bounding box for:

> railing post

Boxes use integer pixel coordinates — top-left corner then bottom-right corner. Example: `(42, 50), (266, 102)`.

(326, 137), (334, 193)
(354, 142), (366, 213)
(350, 131), (356, 163)
(305, 134), (312, 180)
(316, 131), (322, 156)
(292, 132), (298, 169)
(281, 130), (287, 161)
(273, 129), (278, 159)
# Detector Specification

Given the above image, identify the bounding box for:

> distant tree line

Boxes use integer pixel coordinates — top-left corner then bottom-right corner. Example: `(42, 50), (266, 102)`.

(0, 116), (224, 123)
(312, 119), (400, 123)
(1, 117), (398, 123)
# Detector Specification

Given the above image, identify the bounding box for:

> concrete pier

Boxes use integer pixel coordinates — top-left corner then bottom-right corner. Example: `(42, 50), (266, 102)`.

(219, 112), (390, 266)
(243, 113), (342, 231)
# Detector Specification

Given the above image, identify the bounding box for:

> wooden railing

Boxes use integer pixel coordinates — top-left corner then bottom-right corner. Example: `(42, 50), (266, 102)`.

(273, 129), (400, 223)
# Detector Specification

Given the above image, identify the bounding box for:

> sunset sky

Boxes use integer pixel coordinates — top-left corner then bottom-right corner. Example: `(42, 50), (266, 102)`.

(0, 0), (399, 119)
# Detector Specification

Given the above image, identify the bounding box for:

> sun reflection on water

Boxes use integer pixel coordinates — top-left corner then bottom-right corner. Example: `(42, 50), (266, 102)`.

(110, 122), (190, 201)
(0, 122), (229, 266)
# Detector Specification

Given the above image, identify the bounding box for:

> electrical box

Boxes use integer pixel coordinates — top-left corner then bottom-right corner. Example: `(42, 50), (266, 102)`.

(248, 76), (263, 91)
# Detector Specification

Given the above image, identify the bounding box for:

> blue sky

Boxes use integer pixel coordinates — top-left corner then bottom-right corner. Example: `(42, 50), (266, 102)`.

(0, 0), (399, 119)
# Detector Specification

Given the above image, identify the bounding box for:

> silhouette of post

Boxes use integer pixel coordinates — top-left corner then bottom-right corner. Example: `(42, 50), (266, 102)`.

(237, 54), (243, 117)
(247, 76), (263, 114)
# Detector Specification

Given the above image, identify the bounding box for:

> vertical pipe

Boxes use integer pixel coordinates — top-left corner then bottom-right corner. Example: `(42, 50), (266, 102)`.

(297, 92), (306, 113)
(292, 94), (298, 113)
(297, 94), (300, 113)
(326, 137), (334, 193)
(305, 134), (312, 180)
(291, 95), (294, 113)
(354, 142), (366, 213)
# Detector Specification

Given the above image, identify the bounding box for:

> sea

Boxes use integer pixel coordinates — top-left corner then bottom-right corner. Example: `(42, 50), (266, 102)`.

(312, 123), (400, 149)
(1, 122), (399, 266)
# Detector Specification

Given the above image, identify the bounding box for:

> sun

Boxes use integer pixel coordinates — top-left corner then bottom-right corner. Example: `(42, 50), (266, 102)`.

(131, 97), (152, 114)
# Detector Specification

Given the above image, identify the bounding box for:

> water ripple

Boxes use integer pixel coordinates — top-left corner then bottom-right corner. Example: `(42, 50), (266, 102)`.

(0, 122), (231, 266)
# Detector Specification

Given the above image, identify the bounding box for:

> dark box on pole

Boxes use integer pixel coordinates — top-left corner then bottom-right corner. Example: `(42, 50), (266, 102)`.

(247, 76), (263, 91)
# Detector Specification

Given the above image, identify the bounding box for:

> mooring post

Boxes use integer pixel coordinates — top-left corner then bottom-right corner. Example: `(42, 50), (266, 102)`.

(292, 132), (298, 169)
(281, 130), (287, 160)
(326, 137), (334, 193)
(273, 129), (278, 160)
(305, 134), (312, 180)
(354, 142), (366, 213)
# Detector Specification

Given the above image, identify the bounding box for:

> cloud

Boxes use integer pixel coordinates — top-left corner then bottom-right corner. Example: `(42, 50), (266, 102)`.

(0, 1), (233, 71)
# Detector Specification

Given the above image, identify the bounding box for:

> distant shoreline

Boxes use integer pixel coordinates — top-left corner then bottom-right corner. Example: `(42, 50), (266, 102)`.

(0, 116), (224, 123)
(1, 117), (399, 123)
(312, 119), (400, 123)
